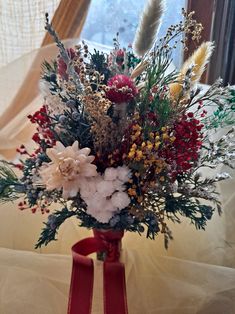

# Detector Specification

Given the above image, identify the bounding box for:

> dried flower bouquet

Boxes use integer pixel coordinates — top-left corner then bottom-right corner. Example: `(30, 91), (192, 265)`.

(0, 4), (234, 249)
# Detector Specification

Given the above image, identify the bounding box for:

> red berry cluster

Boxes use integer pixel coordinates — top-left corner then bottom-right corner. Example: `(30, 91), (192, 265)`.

(28, 105), (55, 147)
(16, 144), (29, 156)
(18, 200), (28, 210)
(28, 105), (49, 126)
(197, 101), (208, 117)
(161, 112), (203, 177)
(18, 200), (49, 214)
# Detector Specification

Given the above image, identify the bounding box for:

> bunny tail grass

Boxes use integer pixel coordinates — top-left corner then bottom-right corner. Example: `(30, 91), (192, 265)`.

(133, 0), (164, 57)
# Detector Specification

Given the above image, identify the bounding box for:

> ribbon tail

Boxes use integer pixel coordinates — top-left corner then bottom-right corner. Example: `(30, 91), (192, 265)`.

(103, 262), (128, 314)
(67, 255), (94, 314)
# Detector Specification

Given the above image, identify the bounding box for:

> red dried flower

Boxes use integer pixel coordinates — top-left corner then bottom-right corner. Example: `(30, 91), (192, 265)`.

(106, 74), (138, 103)
(116, 49), (125, 65)
(57, 48), (79, 80)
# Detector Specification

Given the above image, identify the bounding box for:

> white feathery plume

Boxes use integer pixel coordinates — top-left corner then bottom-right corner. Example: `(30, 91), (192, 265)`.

(133, 0), (164, 57)
(181, 41), (214, 85)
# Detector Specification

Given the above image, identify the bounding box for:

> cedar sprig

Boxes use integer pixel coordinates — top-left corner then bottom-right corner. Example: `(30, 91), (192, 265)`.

(0, 161), (25, 202)
(35, 207), (78, 248)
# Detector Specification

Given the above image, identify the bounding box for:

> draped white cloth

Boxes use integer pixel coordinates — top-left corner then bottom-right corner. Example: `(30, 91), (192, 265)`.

(0, 0), (60, 68)
(0, 40), (235, 313)
(0, 202), (235, 314)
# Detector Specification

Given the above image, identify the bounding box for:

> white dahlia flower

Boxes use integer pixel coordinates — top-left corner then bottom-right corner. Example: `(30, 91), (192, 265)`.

(40, 141), (97, 199)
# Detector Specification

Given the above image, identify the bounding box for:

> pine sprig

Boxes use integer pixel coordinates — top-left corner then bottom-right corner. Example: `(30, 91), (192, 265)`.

(139, 51), (177, 129)
(0, 162), (25, 202)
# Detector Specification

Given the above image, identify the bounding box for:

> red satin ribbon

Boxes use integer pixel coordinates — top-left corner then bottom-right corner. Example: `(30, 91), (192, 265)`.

(67, 230), (128, 314)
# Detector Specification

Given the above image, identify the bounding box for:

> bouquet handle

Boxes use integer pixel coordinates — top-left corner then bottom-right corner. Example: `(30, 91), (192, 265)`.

(67, 229), (128, 314)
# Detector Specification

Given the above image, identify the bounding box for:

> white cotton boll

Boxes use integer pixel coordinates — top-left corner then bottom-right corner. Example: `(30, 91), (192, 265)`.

(86, 197), (117, 223)
(96, 180), (115, 197)
(103, 199), (117, 213)
(85, 194), (117, 222)
(89, 210), (113, 224)
(117, 166), (130, 182)
(111, 191), (130, 209)
(104, 167), (118, 181)
(113, 179), (125, 191)
(85, 192), (106, 211)
(80, 178), (97, 199)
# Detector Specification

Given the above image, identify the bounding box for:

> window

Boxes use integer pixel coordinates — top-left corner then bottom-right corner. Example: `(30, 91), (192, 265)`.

(81, 0), (186, 69)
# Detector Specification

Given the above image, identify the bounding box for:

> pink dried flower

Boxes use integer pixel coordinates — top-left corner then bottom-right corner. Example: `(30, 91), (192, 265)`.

(106, 74), (138, 103)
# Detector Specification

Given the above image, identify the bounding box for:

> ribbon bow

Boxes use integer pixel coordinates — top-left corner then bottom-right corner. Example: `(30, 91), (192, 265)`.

(67, 229), (128, 314)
